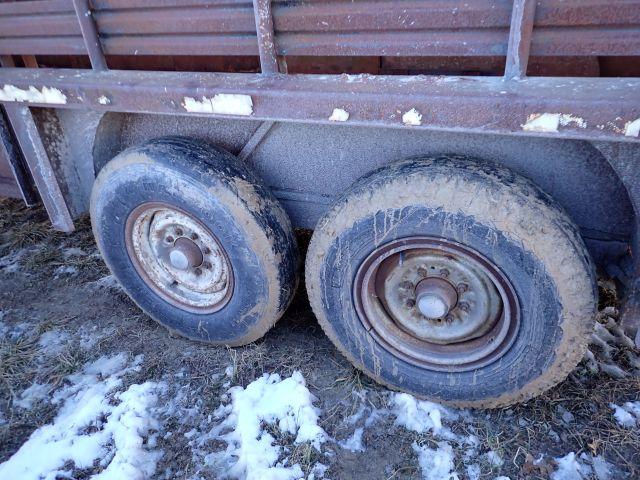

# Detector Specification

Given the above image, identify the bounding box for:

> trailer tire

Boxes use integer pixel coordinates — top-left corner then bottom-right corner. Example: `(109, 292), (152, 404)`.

(306, 156), (596, 408)
(90, 137), (298, 346)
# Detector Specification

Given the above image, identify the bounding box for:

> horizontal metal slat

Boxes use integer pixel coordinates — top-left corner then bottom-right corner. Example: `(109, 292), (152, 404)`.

(0, 36), (84, 55)
(0, 13), (80, 37)
(101, 34), (259, 55)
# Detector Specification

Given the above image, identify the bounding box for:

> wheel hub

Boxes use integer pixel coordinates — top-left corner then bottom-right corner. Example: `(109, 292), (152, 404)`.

(125, 202), (234, 313)
(354, 236), (519, 371)
(415, 277), (458, 319)
(169, 237), (203, 270)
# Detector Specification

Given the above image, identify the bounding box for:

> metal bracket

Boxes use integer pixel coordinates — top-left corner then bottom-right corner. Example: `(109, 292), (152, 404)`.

(504, 0), (537, 80)
(72, 0), (107, 71)
(252, 0), (279, 74)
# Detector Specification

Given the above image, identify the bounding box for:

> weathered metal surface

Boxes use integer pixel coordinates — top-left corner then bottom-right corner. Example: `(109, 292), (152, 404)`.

(0, 68), (638, 143)
(252, 0), (279, 74)
(72, 0), (108, 71)
(238, 121), (274, 161)
(125, 202), (234, 313)
(1, 0), (639, 57)
(353, 236), (520, 371)
(0, 109), (38, 204)
(504, 0), (537, 79)
(3, 105), (74, 231)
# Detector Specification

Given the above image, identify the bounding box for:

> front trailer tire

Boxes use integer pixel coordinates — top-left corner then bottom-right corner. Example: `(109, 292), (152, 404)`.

(90, 137), (298, 346)
(306, 156), (597, 408)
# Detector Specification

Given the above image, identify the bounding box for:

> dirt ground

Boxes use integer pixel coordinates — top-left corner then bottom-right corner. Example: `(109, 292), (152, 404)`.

(0, 197), (639, 480)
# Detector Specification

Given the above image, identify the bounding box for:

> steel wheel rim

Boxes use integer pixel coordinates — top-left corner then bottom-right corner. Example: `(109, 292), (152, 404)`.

(125, 202), (234, 313)
(353, 236), (520, 372)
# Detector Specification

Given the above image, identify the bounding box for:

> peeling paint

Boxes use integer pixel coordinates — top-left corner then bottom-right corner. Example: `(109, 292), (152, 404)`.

(624, 118), (640, 137)
(402, 108), (422, 126)
(329, 108), (349, 122)
(559, 114), (587, 129)
(182, 94), (253, 116)
(0, 84), (67, 104)
(522, 113), (561, 132)
(523, 113), (588, 132)
(98, 95), (111, 105)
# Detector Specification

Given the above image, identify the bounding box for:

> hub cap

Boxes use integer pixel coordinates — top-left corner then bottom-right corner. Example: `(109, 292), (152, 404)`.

(125, 203), (233, 313)
(354, 237), (519, 371)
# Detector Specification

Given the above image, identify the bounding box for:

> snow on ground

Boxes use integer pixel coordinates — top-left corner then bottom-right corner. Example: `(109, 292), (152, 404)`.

(0, 248), (30, 273)
(14, 383), (50, 410)
(0, 353), (165, 480)
(610, 401), (640, 428)
(203, 371), (327, 480)
(551, 452), (616, 480)
(37, 329), (70, 356)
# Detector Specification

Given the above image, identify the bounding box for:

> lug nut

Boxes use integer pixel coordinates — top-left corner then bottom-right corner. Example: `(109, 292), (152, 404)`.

(457, 283), (468, 293)
(445, 314), (454, 323)
(175, 228), (183, 236)
(202, 246), (211, 255)
(439, 268), (450, 278)
(401, 281), (413, 289)
(194, 267), (202, 276)
(166, 235), (174, 243)
(202, 261), (212, 269)
(458, 301), (470, 312)
(417, 267), (428, 278)
(406, 299), (416, 308)
(191, 233), (199, 240)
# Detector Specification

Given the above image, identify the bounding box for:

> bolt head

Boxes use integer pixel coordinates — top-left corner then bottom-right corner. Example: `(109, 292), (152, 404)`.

(191, 233), (199, 240)
(406, 299), (416, 308)
(417, 267), (428, 277)
(457, 283), (468, 293)
(175, 228), (183, 236)
(439, 268), (450, 277)
(194, 267), (203, 276)
(202, 261), (212, 269)
(166, 235), (174, 243)
(458, 301), (470, 312)
(401, 280), (413, 290)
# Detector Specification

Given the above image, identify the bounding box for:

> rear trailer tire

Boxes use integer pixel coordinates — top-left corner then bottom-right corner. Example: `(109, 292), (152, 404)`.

(306, 156), (597, 408)
(90, 137), (298, 346)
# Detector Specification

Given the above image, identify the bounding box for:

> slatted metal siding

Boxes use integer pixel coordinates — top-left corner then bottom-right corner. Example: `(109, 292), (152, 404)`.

(0, 0), (638, 58)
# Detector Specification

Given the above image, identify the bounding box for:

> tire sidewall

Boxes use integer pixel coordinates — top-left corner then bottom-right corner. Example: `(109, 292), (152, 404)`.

(91, 138), (296, 345)
(307, 157), (596, 406)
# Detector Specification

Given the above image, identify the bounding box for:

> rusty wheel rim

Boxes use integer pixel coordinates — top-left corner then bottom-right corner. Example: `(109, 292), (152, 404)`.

(125, 202), (234, 313)
(353, 237), (520, 372)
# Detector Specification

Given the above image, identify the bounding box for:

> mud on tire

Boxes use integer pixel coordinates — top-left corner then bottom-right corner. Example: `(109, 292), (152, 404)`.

(91, 137), (298, 346)
(306, 156), (597, 408)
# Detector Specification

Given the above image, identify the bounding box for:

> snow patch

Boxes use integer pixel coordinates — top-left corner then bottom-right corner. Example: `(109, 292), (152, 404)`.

(0, 84), (67, 104)
(328, 108), (349, 122)
(38, 329), (70, 356)
(54, 265), (78, 279)
(625, 118), (640, 137)
(98, 95), (111, 105)
(183, 94), (253, 116)
(610, 401), (640, 428)
(339, 426), (365, 452)
(0, 353), (164, 480)
(551, 452), (616, 480)
(412, 441), (459, 480)
(391, 392), (456, 439)
(206, 371), (326, 479)
(15, 383), (50, 409)
(402, 108), (422, 126)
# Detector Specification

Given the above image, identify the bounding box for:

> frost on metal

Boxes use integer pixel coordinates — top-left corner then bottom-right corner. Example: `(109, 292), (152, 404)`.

(98, 95), (111, 105)
(523, 113), (587, 133)
(402, 108), (422, 126)
(329, 108), (349, 122)
(182, 93), (253, 116)
(0, 84), (67, 104)
(625, 118), (640, 137)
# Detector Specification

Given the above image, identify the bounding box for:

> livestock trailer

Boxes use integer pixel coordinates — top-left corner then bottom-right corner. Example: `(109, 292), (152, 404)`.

(0, 0), (639, 407)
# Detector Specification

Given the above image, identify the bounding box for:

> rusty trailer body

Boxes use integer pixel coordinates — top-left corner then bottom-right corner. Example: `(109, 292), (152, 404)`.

(0, 0), (639, 407)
